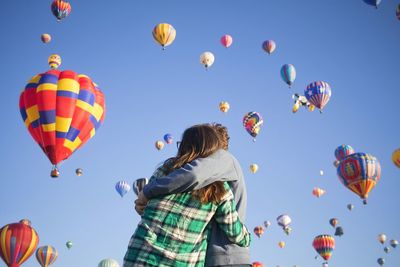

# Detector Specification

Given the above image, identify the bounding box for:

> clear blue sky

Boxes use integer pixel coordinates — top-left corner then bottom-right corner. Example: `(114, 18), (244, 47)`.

(0, 0), (399, 266)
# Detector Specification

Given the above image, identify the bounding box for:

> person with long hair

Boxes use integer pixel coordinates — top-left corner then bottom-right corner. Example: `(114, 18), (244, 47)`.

(123, 124), (250, 267)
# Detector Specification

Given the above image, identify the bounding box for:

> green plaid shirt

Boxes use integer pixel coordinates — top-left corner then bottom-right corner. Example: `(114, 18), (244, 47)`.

(123, 164), (251, 267)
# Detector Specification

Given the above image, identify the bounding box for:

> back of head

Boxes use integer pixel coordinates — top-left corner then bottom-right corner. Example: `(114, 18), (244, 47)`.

(211, 123), (229, 150)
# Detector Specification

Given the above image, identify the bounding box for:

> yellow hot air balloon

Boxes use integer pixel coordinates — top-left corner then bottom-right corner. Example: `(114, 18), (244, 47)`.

(155, 140), (164, 150)
(250, 164), (258, 173)
(278, 241), (285, 248)
(308, 104), (315, 112)
(219, 101), (230, 113)
(292, 101), (300, 113)
(152, 23), (176, 50)
(392, 148), (400, 168)
(48, 54), (61, 69)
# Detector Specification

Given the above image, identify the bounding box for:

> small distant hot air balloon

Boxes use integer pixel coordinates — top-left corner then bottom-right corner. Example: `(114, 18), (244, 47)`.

(329, 218), (339, 228)
(264, 220), (271, 228)
(277, 214), (292, 235)
(75, 168), (83, 176)
(335, 145), (355, 161)
(363, 0), (382, 9)
(252, 262), (264, 267)
(250, 164), (259, 173)
(155, 140), (164, 150)
(378, 234), (387, 244)
(36, 246), (58, 267)
(19, 219), (32, 226)
(254, 226), (264, 238)
(152, 23), (176, 50)
(397, 4), (400, 20)
(384, 246), (390, 253)
(392, 148), (400, 168)
(243, 112), (263, 141)
(320, 170), (324, 176)
(377, 257), (385, 266)
(163, 134), (173, 144)
(48, 54), (61, 69)
(278, 241), (286, 249)
(337, 152), (381, 204)
(219, 101), (230, 113)
(262, 40), (276, 54)
(133, 178), (149, 196)
(305, 81), (331, 112)
(312, 187), (326, 198)
(98, 258), (120, 267)
(200, 52), (215, 70)
(281, 64), (296, 87)
(334, 226), (344, 237)
(41, 34), (51, 44)
(115, 181), (131, 197)
(220, 35), (233, 48)
(347, 204), (354, 211)
(390, 239), (398, 248)
(0, 222), (39, 267)
(66, 241), (73, 249)
(333, 160), (340, 167)
(313, 235), (335, 266)
(51, 0), (71, 21)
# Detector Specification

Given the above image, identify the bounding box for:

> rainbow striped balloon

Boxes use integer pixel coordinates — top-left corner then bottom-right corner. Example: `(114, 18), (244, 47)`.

(334, 144), (355, 161)
(51, 0), (71, 21)
(36, 246), (58, 267)
(313, 235), (335, 262)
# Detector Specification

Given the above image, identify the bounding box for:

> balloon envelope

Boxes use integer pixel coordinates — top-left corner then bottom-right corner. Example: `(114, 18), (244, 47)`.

(278, 241), (285, 248)
(312, 187), (326, 198)
(262, 40), (276, 54)
(334, 226), (344, 237)
(392, 148), (400, 168)
(277, 214), (291, 229)
(347, 204), (354, 211)
(253, 226), (264, 238)
(51, 0), (71, 21)
(329, 218), (338, 228)
(152, 23), (176, 49)
(377, 257), (385, 266)
(378, 234), (387, 244)
(133, 178), (149, 196)
(243, 112), (263, 139)
(66, 241), (73, 249)
(36, 246), (58, 267)
(304, 81), (331, 111)
(75, 168), (83, 176)
(98, 258), (119, 267)
(390, 239), (398, 248)
(115, 181), (131, 197)
(155, 140), (164, 150)
(48, 54), (61, 69)
(163, 134), (173, 144)
(335, 145), (355, 161)
(312, 235), (335, 261)
(250, 164), (258, 173)
(220, 35), (233, 48)
(280, 64), (296, 87)
(252, 262), (264, 267)
(200, 52), (215, 69)
(41, 34), (51, 43)
(219, 101), (230, 113)
(363, 0), (382, 8)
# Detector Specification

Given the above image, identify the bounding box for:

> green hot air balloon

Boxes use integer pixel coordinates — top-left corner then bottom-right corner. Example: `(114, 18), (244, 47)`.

(66, 241), (73, 249)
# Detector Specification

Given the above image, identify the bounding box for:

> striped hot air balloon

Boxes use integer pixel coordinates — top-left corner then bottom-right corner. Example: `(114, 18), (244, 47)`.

(36, 246), (58, 267)
(115, 181), (131, 197)
(253, 226), (264, 238)
(220, 34), (233, 48)
(280, 64), (296, 87)
(335, 145), (355, 161)
(152, 23), (176, 50)
(304, 81), (332, 112)
(51, 0), (71, 21)
(313, 235), (335, 264)
(243, 112), (263, 141)
(262, 40), (276, 54)
(98, 258), (119, 267)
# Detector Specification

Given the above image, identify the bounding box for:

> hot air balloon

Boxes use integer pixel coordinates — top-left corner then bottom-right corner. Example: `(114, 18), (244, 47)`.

(200, 52), (215, 70)
(277, 214), (292, 235)
(392, 148), (400, 168)
(378, 234), (387, 244)
(334, 226), (344, 237)
(115, 181), (131, 197)
(155, 140), (164, 150)
(397, 4), (400, 20)
(66, 241), (73, 249)
(19, 70), (106, 177)
(0, 222), (39, 267)
(320, 170), (324, 176)
(305, 81), (331, 112)
(220, 35), (233, 48)
(363, 0), (382, 9)
(347, 204), (354, 211)
(51, 0), (71, 21)
(152, 23), (176, 50)
(48, 54), (61, 69)
(19, 219), (31, 226)
(41, 34), (51, 44)
(280, 64), (296, 87)
(322, 263), (328, 267)
(262, 40), (276, 54)
(254, 226), (264, 238)
(243, 112), (263, 141)
(329, 218), (339, 228)
(384, 246), (390, 253)
(377, 257), (385, 266)
(278, 241), (285, 248)
(333, 160), (340, 167)
(337, 152), (381, 204)
(75, 168), (83, 176)
(390, 239), (398, 248)
(264, 220), (271, 228)
(163, 134), (173, 144)
(312, 187), (326, 198)
(133, 178), (149, 196)
(335, 145), (355, 161)
(252, 262), (264, 267)
(98, 258), (120, 267)
(250, 164), (258, 173)
(36, 246), (58, 267)
(313, 235), (335, 266)
(219, 101), (230, 113)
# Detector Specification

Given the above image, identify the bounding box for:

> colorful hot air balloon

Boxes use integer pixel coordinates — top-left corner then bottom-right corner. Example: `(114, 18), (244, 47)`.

(390, 239), (398, 248)
(163, 134), (173, 144)
(155, 140), (164, 150)
(48, 54), (61, 70)
(98, 258), (119, 267)
(219, 101), (230, 113)
(363, 0), (382, 9)
(280, 64), (296, 87)
(334, 226), (344, 237)
(347, 203), (354, 211)
(392, 148), (400, 168)
(277, 214), (292, 235)
(220, 35), (233, 48)
(397, 4), (400, 20)
(313, 235), (335, 265)
(252, 262), (264, 267)
(51, 0), (71, 21)
(337, 152), (381, 204)
(313, 187), (326, 198)
(19, 70), (106, 177)
(253, 226), (264, 238)
(377, 257), (385, 266)
(378, 234), (387, 244)
(304, 81), (332, 112)
(66, 241), (73, 249)
(329, 218), (339, 228)
(75, 168), (83, 176)
(41, 34), (51, 44)
(335, 145), (355, 161)
(264, 221), (271, 228)
(250, 164), (258, 173)
(262, 40), (276, 55)
(200, 52), (215, 70)
(0, 222), (39, 267)
(19, 219), (31, 226)
(36, 246), (58, 267)
(243, 112), (263, 141)
(133, 178), (149, 196)
(115, 181), (131, 197)
(278, 241), (285, 248)
(152, 23), (176, 50)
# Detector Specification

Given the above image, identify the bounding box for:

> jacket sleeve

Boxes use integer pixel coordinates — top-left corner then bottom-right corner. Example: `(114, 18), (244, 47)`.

(214, 184), (251, 247)
(143, 149), (239, 199)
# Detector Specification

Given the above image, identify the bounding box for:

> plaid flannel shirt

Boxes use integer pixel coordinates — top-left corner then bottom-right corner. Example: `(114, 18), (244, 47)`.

(123, 164), (251, 267)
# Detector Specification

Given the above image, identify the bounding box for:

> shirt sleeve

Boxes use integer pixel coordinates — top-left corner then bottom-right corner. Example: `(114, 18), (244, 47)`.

(143, 149), (239, 199)
(214, 184), (251, 247)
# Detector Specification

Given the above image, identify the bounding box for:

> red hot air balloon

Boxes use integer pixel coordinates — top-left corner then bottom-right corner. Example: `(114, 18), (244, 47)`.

(252, 262), (264, 267)
(19, 70), (106, 177)
(220, 35), (233, 48)
(0, 223), (39, 267)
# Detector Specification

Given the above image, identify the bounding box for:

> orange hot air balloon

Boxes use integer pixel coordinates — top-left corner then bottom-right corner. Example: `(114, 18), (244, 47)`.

(219, 101), (230, 113)
(278, 241), (285, 248)
(252, 262), (264, 267)
(312, 187), (326, 198)
(253, 226), (264, 238)
(0, 223), (39, 267)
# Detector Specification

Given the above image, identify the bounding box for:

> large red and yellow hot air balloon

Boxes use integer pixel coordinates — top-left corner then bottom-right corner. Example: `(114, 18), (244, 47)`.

(0, 223), (39, 267)
(36, 246), (58, 267)
(313, 235), (335, 266)
(336, 152), (381, 204)
(19, 69), (106, 177)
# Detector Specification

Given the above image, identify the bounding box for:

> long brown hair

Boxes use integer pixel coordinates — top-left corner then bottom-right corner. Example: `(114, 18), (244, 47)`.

(164, 124), (227, 204)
